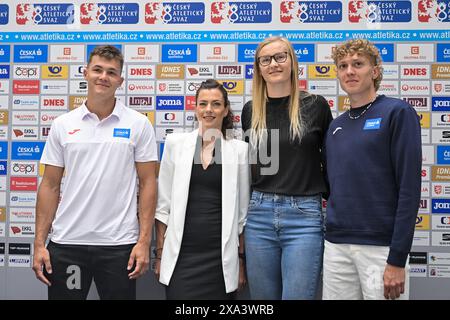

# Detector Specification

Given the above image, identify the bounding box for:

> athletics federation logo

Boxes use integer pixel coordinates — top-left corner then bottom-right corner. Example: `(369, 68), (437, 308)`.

(16, 3), (75, 25)
(211, 1), (272, 24)
(280, 1), (342, 23)
(349, 1), (411, 23)
(80, 3), (139, 25)
(145, 3), (205, 24)
(418, 0), (450, 22)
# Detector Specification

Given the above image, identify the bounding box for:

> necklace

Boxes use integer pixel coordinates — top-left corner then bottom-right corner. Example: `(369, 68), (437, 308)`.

(348, 97), (377, 120)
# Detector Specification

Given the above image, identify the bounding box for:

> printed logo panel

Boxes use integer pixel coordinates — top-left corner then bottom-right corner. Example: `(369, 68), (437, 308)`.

(10, 192), (37, 207)
(199, 45), (236, 63)
(211, 2), (272, 23)
(237, 44), (257, 63)
(293, 44), (315, 62)
(124, 45), (159, 62)
(0, 142), (7, 159)
(349, 1), (411, 23)
(0, 65), (10, 79)
(12, 80), (40, 94)
(280, 1), (342, 23)
(145, 2), (205, 24)
(401, 65), (430, 79)
(418, 0), (450, 23)
(41, 65), (69, 79)
(185, 65), (214, 79)
(127, 80), (155, 94)
(308, 65), (336, 79)
(156, 111), (184, 126)
(437, 43), (450, 62)
(50, 45), (84, 63)
(40, 96), (68, 110)
(432, 215), (450, 230)
(11, 142), (45, 160)
(0, 45), (11, 63)
(432, 199), (450, 213)
(397, 44), (434, 62)
(156, 65), (185, 79)
(155, 96), (184, 110)
(403, 97), (429, 111)
(432, 64), (450, 79)
(218, 80), (244, 95)
(16, 3), (75, 25)
(13, 45), (48, 63)
(10, 208), (36, 223)
(375, 43), (394, 63)
(10, 161), (38, 176)
(10, 177), (38, 191)
(80, 3), (139, 24)
(127, 65), (155, 79)
(156, 80), (184, 95)
(12, 111), (39, 125)
(162, 44), (197, 63)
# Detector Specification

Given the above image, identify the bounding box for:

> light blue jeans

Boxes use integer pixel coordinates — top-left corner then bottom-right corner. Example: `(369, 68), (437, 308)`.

(244, 191), (324, 300)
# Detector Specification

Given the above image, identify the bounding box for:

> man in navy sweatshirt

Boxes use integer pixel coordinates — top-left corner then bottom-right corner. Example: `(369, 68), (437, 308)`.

(323, 39), (421, 300)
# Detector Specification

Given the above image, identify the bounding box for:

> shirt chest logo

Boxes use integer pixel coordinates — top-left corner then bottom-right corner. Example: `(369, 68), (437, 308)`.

(363, 118), (382, 130)
(68, 129), (80, 135)
(113, 128), (131, 139)
(332, 127), (342, 135)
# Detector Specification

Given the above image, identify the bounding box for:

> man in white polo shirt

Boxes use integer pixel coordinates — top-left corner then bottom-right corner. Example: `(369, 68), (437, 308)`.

(32, 45), (158, 300)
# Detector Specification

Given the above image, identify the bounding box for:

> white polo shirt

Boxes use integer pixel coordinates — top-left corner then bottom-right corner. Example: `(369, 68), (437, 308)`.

(40, 100), (158, 245)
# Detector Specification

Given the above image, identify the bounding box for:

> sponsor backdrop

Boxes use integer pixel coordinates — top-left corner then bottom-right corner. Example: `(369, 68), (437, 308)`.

(0, 0), (449, 299)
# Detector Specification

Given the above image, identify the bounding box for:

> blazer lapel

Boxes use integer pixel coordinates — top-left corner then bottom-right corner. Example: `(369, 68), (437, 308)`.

(173, 129), (198, 243)
(221, 139), (238, 245)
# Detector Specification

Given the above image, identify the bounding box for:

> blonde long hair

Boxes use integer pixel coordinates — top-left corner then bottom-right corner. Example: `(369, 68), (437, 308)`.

(250, 36), (303, 144)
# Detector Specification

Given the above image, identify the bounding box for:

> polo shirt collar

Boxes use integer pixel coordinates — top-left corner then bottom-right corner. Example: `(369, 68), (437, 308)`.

(80, 99), (125, 121)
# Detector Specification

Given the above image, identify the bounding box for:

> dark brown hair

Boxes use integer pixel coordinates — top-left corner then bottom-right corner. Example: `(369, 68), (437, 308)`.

(88, 45), (124, 73)
(195, 79), (234, 139)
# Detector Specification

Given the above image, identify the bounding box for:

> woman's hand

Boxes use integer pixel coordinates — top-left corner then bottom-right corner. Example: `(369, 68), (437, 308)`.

(153, 257), (161, 281)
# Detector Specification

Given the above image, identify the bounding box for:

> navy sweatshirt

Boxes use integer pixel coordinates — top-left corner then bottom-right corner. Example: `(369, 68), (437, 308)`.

(325, 95), (421, 267)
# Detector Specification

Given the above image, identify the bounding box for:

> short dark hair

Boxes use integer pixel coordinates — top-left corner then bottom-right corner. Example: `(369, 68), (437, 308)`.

(87, 45), (124, 73)
(195, 79), (234, 139)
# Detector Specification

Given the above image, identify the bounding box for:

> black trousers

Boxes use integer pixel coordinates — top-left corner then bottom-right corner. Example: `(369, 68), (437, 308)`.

(44, 241), (136, 300)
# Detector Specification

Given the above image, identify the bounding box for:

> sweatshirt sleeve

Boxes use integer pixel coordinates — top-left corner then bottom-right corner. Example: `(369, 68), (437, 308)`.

(387, 103), (422, 267)
(241, 101), (252, 143)
(316, 95), (333, 200)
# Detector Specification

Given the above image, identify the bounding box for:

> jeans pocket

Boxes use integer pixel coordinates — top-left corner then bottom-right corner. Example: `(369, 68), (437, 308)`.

(248, 198), (260, 210)
(294, 197), (322, 218)
(248, 192), (262, 210)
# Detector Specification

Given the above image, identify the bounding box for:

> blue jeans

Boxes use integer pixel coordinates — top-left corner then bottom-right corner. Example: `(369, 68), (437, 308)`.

(244, 191), (324, 300)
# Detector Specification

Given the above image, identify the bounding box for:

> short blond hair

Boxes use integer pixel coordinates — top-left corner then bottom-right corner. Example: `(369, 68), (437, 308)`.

(332, 39), (383, 91)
